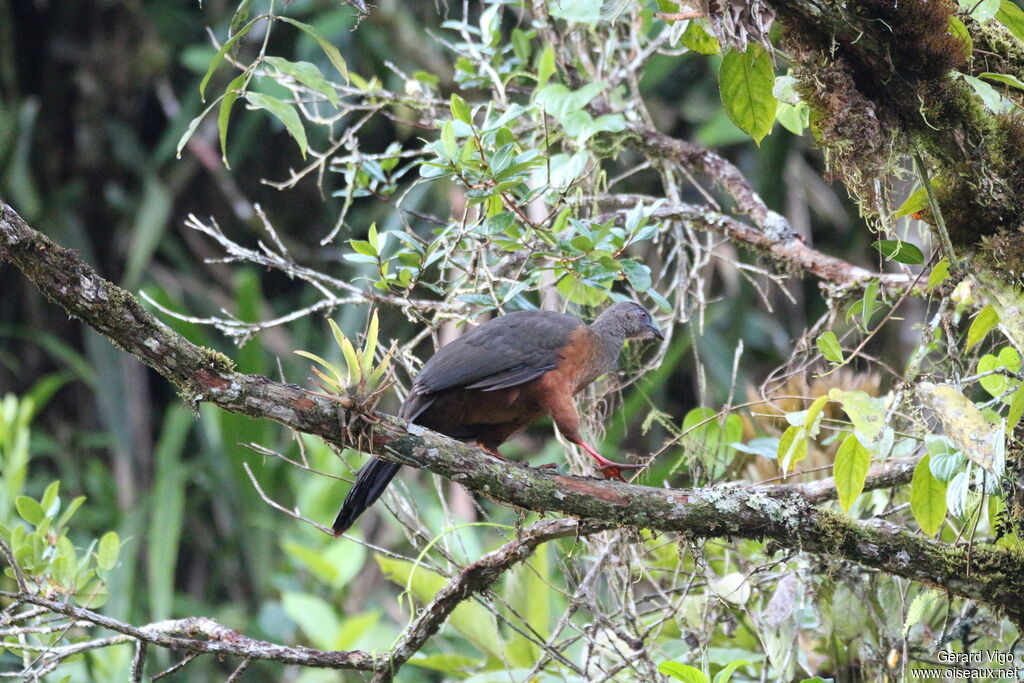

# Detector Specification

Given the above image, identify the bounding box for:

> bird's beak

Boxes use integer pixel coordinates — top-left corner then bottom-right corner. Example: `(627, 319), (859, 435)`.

(646, 323), (664, 340)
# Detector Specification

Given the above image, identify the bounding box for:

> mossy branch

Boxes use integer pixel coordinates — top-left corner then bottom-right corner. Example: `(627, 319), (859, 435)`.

(3, 201), (1023, 630)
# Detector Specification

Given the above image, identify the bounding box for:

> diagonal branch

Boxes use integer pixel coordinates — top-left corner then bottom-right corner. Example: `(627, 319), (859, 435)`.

(2, 201), (1022, 631)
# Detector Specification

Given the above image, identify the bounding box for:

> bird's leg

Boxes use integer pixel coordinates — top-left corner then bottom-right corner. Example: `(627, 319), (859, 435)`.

(575, 440), (643, 482)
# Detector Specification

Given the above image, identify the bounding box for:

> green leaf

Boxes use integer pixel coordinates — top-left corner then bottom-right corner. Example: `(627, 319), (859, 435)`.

(713, 660), (750, 683)
(277, 17), (349, 82)
(1009, 385), (1024, 432)
(15, 496), (44, 525)
(218, 73), (248, 167)
(681, 20), (720, 55)
(834, 434), (870, 513)
(872, 239), (925, 265)
(244, 92), (307, 158)
(911, 455), (947, 537)
(966, 305), (1000, 350)
(440, 121), (458, 160)
(804, 395), (829, 438)
(621, 259), (652, 292)
(960, 0), (999, 22)
(282, 592), (341, 651)
(928, 258), (951, 289)
(718, 44), (778, 144)
(998, 0), (1024, 40)
(980, 71), (1024, 90)
(777, 425), (808, 472)
(893, 186), (928, 219)
(450, 93), (472, 125)
(926, 435), (964, 482)
(96, 531), (120, 572)
(556, 270), (611, 306)
(816, 331), (844, 364)
(264, 56), (339, 105)
(659, 662), (710, 683)
(948, 16), (974, 59)
(175, 99), (219, 159)
(199, 17), (259, 100)
(536, 45), (556, 89)
(904, 590), (939, 636)
(829, 389), (886, 446)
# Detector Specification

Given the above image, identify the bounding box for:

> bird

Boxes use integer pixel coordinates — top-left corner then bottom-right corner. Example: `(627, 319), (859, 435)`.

(332, 301), (663, 536)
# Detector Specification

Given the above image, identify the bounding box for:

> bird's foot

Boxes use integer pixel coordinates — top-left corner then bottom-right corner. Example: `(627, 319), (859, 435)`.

(594, 460), (644, 482)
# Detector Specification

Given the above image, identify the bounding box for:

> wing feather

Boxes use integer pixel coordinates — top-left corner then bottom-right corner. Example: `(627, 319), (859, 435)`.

(406, 310), (580, 402)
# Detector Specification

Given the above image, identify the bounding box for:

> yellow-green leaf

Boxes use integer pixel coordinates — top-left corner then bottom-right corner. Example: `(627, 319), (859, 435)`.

(719, 44), (778, 144)
(244, 92), (307, 158)
(278, 17), (349, 82)
(777, 425), (808, 472)
(911, 455), (947, 537)
(966, 305), (999, 350)
(918, 382), (1002, 476)
(817, 331), (843, 363)
(834, 434), (870, 513)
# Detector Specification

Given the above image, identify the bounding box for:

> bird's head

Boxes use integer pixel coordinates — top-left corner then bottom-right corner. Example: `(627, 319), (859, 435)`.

(594, 301), (663, 342)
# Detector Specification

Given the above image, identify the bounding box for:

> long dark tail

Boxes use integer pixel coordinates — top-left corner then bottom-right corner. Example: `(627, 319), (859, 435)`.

(332, 458), (402, 536)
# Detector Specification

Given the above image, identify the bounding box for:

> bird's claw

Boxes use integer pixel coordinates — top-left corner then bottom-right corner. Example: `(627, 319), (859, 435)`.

(595, 461), (644, 482)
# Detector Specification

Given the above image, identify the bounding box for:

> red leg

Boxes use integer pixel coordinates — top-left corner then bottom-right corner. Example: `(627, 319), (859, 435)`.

(576, 440), (644, 482)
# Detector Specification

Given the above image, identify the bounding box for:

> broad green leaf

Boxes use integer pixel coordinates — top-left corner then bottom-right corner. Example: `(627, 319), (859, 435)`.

(681, 20), (720, 55)
(977, 346), (1020, 396)
(264, 56), (339, 105)
(829, 389), (886, 446)
(277, 17), (349, 82)
(834, 434), (870, 513)
(282, 592), (341, 651)
(244, 92), (307, 158)
(816, 331), (843, 363)
(968, 305), (1000, 350)
(893, 186), (927, 219)
(926, 435), (964, 482)
(911, 455), (947, 537)
(927, 258), (950, 289)
(15, 496), (44, 525)
(777, 425), (808, 472)
(659, 661), (710, 683)
(621, 259), (652, 292)
(948, 17), (974, 59)
(96, 531), (120, 572)
(719, 44), (777, 144)
(872, 239), (924, 265)
(960, 0), (999, 22)
(556, 270), (611, 306)
(998, 0), (1024, 40)
(450, 93), (472, 125)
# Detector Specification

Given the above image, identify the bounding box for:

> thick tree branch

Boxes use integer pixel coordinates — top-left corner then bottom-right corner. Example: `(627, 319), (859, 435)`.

(2, 202), (1023, 634)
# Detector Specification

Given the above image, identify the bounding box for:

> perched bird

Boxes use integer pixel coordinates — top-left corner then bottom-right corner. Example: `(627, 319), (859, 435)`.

(332, 301), (663, 536)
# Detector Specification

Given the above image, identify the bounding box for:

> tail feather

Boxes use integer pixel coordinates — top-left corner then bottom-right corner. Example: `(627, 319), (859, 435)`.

(332, 457), (402, 536)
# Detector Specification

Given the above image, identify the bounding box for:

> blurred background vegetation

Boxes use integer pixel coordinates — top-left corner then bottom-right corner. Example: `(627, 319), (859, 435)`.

(2, 0), (1012, 680)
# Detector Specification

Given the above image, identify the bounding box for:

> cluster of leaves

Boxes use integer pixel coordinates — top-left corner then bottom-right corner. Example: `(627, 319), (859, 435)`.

(1, 393), (121, 669)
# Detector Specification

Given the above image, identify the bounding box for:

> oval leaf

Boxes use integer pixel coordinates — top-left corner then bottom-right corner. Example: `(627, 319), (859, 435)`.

(719, 44), (778, 144)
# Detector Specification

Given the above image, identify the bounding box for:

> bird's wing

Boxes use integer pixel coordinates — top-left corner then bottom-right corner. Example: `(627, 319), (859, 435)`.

(410, 310), (582, 397)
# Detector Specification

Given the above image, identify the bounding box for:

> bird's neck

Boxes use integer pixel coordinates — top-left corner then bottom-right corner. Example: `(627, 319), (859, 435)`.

(586, 319), (627, 375)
